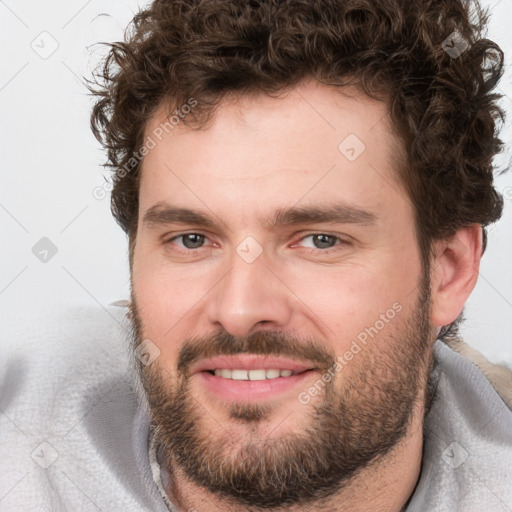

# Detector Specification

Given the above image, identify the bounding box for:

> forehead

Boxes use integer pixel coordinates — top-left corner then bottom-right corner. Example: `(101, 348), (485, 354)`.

(138, 80), (408, 223)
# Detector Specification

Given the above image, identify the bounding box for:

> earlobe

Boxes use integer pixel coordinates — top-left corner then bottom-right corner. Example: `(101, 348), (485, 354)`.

(430, 225), (483, 328)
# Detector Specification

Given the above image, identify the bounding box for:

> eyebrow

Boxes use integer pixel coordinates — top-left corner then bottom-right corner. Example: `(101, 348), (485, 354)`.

(267, 203), (377, 229)
(142, 202), (377, 230)
(143, 203), (217, 229)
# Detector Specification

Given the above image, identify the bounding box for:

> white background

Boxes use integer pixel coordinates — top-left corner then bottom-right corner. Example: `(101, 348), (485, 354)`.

(1, 0), (511, 364)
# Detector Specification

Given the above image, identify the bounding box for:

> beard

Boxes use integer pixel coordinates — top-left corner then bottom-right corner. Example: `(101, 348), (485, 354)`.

(128, 271), (438, 510)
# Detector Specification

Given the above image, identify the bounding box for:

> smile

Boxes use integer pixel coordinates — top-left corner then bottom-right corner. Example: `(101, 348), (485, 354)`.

(209, 369), (297, 380)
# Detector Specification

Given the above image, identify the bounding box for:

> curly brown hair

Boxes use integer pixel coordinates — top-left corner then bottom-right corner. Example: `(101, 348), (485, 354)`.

(89, 0), (506, 334)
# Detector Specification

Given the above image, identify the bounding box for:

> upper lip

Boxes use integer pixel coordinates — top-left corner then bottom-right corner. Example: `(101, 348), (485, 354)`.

(191, 355), (316, 374)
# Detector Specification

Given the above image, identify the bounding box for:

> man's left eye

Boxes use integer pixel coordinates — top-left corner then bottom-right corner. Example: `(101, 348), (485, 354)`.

(297, 234), (342, 250)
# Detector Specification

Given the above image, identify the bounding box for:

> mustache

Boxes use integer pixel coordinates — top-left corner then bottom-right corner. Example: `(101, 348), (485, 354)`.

(176, 330), (336, 376)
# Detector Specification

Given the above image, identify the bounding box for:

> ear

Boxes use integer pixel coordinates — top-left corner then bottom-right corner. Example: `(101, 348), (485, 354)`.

(430, 224), (483, 328)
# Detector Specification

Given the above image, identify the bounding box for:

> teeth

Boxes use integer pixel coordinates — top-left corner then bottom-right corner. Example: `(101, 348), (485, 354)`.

(212, 369), (296, 381)
(231, 369), (248, 380)
(265, 369), (280, 379)
(248, 369), (266, 381)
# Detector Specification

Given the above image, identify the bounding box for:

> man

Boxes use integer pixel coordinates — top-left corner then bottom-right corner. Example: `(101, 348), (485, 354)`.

(88, 0), (512, 510)
(1, 0), (510, 511)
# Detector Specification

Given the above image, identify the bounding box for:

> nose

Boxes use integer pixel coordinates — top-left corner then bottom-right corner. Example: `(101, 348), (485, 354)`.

(206, 249), (293, 338)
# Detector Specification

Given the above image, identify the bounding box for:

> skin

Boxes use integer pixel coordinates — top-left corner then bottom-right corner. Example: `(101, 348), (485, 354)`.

(130, 79), (482, 511)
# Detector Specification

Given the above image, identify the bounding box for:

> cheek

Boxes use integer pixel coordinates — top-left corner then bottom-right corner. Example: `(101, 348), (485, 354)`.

(133, 238), (203, 318)
(132, 252), (183, 360)
(282, 254), (420, 350)
(132, 247), (224, 368)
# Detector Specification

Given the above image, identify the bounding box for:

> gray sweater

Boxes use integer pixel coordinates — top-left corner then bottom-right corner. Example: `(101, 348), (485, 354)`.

(1, 304), (511, 511)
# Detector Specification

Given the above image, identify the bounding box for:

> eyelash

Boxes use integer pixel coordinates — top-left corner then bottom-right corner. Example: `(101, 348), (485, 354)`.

(165, 232), (349, 254)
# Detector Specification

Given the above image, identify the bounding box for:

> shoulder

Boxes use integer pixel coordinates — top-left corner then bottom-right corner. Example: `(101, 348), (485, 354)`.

(0, 302), (156, 511)
(443, 336), (512, 411)
(406, 338), (512, 511)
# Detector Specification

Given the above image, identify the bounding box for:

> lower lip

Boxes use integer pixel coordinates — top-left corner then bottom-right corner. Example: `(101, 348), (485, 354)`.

(196, 370), (316, 402)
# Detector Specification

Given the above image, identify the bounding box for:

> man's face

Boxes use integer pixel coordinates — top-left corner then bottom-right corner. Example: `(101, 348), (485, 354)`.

(129, 81), (436, 507)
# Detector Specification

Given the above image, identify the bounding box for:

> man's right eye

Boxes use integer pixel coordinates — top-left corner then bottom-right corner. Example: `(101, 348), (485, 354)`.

(167, 233), (207, 250)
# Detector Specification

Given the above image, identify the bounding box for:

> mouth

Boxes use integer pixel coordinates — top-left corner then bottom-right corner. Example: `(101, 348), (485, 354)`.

(205, 368), (307, 380)
(192, 355), (318, 402)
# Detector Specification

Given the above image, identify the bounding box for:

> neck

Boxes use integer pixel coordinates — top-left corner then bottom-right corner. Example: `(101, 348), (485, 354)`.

(158, 395), (426, 512)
